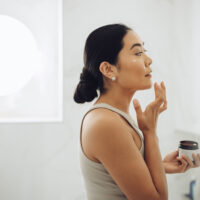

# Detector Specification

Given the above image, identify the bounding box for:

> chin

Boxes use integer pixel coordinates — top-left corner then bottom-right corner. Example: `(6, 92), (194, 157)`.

(141, 83), (152, 90)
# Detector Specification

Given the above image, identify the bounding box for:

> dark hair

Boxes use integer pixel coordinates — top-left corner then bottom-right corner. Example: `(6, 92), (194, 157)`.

(73, 23), (132, 103)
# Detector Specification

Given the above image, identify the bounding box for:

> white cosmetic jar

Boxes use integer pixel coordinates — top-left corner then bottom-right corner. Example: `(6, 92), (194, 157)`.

(178, 140), (199, 163)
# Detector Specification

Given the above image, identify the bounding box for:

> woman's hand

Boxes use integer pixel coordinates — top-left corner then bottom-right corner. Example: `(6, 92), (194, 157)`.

(133, 81), (167, 135)
(163, 150), (200, 174)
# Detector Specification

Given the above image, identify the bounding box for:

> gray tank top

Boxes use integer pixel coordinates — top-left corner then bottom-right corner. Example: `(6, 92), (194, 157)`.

(79, 103), (144, 200)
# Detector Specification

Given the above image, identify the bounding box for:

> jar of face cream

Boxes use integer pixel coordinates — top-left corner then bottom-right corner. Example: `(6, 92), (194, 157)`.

(178, 140), (199, 163)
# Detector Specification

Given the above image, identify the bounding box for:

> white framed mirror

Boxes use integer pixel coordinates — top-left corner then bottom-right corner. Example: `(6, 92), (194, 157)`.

(0, 0), (63, 122)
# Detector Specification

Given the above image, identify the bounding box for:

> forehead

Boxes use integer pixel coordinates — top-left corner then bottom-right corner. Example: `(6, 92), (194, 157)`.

(122, 30), (143, 50)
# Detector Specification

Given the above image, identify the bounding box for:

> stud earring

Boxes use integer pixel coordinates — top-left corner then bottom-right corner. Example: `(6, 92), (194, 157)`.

(111, 77), (116, 81)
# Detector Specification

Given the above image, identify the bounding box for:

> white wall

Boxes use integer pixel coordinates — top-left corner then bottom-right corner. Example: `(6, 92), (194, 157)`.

(0, 0), (200, 200)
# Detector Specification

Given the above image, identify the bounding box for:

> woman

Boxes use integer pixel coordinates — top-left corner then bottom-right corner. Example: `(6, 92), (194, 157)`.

(73, 23), (200, 200)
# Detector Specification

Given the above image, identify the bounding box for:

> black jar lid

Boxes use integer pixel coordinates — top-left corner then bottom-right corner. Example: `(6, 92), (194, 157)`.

(179, 140), (199, 150)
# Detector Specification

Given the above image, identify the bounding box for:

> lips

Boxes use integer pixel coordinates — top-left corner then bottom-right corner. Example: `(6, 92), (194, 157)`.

(145, 70), (152, 77)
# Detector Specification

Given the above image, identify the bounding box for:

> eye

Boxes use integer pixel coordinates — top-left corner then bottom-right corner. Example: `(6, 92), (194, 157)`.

(135, 52), (143, 56)
(135, 49), (148, 56)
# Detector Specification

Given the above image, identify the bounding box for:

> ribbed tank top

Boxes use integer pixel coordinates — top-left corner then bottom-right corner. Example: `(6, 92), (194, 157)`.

(79, 103), (145, 200)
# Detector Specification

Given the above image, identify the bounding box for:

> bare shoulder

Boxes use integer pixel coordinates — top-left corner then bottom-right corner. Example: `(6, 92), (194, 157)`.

(83, 107), (134, 150)
(83, 107), (123, 129)
(82, 107), (129, 140)
(81, 108), (130, 160)
(81, 107), (133, 159)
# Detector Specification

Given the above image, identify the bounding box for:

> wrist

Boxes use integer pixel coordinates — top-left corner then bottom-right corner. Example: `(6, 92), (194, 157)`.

(143, 131), (158, 138)
(142, 128), (156, 134)
(162, 162), (167, 173)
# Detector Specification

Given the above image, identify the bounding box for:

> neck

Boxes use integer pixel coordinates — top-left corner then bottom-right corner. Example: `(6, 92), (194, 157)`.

(93, 87), (136, 115)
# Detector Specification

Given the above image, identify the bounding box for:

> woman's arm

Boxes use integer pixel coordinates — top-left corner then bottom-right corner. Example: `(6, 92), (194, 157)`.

(89, 115), (168, 200)
(133, 81), (168, 199)
(144, 133), (168, 199)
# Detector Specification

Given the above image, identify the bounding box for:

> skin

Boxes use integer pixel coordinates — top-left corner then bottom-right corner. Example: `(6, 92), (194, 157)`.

(94, 30), (200, 173)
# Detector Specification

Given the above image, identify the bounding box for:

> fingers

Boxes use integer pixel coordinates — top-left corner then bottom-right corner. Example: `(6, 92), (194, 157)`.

(177, 153), (200, 173)
(181, 154), (195, 168)
(159, 82), (167, 114)
(166, 150), (179, 159)
(154, 82), (159, 100)
(177, 156), (189, 172)
(170, 149), (179, 157)
(192, 153), (200, 167)
(155, 83), (164, 105)
(159, 100), (167, 114)
(152, 82), (166, 111)
(133, 99), (143, 117)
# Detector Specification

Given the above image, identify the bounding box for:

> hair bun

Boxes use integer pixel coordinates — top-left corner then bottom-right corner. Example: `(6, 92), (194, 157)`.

(73, 67), (98, 103)
(80, 67), (98, 87)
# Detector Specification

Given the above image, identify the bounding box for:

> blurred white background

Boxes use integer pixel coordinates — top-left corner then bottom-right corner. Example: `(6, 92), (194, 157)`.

(0, 0), (200, 199)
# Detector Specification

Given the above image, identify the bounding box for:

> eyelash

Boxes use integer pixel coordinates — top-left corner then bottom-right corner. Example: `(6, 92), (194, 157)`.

(135, 49), (147, 56)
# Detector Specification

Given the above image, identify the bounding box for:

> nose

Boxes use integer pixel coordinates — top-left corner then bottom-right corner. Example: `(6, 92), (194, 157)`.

(145, 54), (152, 67)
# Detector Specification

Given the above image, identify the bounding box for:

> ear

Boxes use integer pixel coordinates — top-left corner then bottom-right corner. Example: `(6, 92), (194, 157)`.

(99, 61), (117, 79)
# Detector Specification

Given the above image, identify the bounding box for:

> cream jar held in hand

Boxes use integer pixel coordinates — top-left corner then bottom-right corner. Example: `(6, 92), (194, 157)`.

(178, 140), (199, 163)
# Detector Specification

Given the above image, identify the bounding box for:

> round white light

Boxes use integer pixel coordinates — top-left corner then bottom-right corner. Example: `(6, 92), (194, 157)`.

(0, 15), (41, 96)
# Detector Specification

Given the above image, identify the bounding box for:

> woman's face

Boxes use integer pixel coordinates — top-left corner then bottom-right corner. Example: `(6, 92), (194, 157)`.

(116, 30), (153, 91)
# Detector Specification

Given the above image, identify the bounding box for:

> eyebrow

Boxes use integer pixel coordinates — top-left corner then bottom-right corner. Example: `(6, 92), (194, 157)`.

(130, 42), (145, 50)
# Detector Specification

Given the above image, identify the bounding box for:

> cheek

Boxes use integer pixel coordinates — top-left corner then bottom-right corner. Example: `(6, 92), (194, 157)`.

(132, 59), (137, 63)
(127, 60), (145, 77)
(119, 63), (144, 85)
(118, 56), (145, 81)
